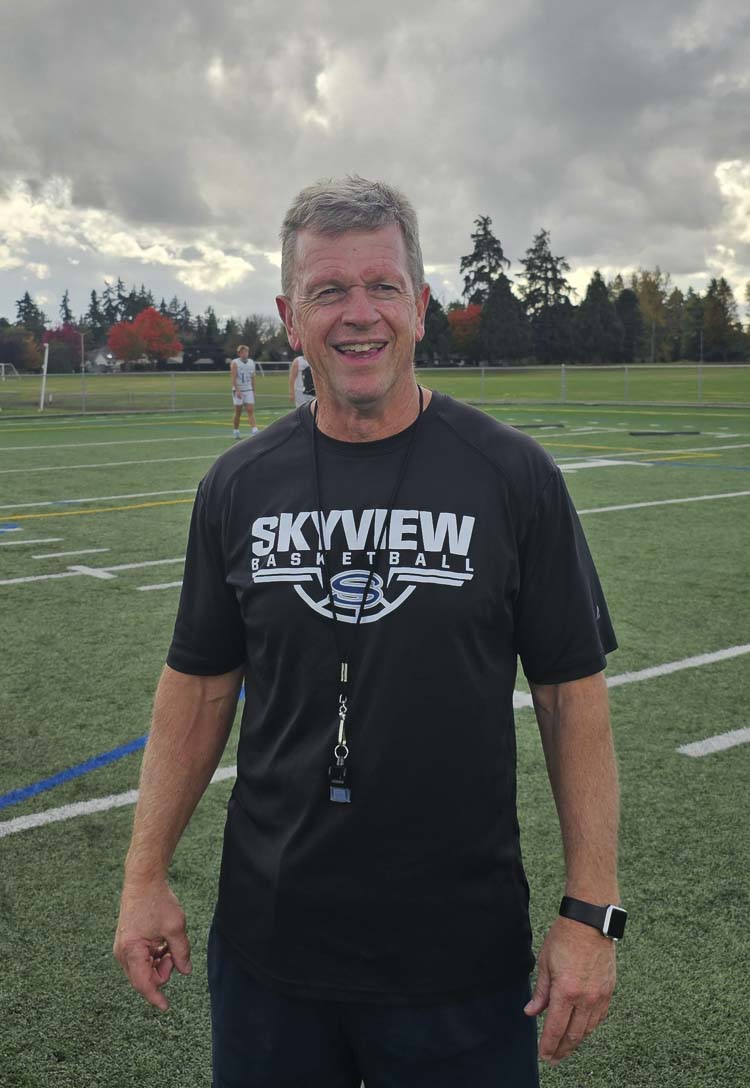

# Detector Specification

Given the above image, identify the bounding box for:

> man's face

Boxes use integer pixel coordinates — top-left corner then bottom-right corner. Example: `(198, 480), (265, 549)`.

(277, 224), (429, 411)
(239, 347), (249, 360)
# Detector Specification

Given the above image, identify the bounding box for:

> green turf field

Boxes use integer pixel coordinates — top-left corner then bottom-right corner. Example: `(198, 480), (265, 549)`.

(1, 393), (749, 1086)
(1, 362), (748, 418)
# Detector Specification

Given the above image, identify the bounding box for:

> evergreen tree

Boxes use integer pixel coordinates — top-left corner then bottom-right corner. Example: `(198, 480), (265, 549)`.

(479, 274), (532, 363)
(703, 278), (738, 361)
(460, 216), (510, 306)
(632, 268), (670, 361)
(420, 296), (452, 364)
(178, 303), (193, 335)
(614, 288), (642, 364)
(15, 291), (47, 339)
(102, 281), (120, 326)
(573, 271), (623, 363)
(223, 317), (240, 352)
(664, 288), (685, 361)
(59, 289), (74, 324)
(681, 289), (704, 360)
(86, 290), (108, 344)
(517, 229), (574, 363)
(204, 306), (220, 345)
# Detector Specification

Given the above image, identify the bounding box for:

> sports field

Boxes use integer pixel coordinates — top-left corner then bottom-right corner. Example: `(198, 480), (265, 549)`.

(1, 387), (749, 1086)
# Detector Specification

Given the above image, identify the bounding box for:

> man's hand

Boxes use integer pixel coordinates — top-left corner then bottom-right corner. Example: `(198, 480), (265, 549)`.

(113, 877), (192, 1011)
(524, 916), (616, 1066)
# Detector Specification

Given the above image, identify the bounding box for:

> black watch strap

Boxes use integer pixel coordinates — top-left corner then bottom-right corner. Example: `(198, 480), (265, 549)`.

(559, 896), (627, 940)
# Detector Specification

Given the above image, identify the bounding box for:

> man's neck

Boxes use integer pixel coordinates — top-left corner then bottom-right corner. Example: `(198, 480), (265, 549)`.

(313, 383), (431, 442)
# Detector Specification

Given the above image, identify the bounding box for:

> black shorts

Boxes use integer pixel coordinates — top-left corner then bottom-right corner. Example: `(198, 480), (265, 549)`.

(208, 922), (539, 1087)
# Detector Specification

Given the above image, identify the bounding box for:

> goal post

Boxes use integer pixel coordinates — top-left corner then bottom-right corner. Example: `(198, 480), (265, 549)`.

(0, 362), (20, 380)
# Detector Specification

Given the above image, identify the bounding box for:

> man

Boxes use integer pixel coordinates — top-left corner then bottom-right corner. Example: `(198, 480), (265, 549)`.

(288, 352), (316, 407)
(230, 344), (259, 438)
(114, 177), (623, 1087)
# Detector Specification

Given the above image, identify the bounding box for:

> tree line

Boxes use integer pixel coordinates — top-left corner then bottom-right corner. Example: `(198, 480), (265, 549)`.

(3, 223), (750, 373)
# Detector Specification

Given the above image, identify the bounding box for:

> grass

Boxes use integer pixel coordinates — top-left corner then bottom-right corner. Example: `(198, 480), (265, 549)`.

(1, 392), (749, 1086)
(0, 362), (748, 418)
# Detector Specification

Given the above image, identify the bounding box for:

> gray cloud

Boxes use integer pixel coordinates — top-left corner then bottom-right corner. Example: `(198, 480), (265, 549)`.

(1, 0), (749, 322)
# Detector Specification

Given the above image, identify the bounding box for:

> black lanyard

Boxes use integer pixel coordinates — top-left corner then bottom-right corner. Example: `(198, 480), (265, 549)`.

(310, 386), (425, 803)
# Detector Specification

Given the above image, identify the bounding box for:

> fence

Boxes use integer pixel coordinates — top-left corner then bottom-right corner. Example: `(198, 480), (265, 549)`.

(0, 364), (748, 417)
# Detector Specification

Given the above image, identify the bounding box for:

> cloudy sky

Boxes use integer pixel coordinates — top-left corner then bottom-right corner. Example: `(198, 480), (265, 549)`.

(1, 0), (749, 327)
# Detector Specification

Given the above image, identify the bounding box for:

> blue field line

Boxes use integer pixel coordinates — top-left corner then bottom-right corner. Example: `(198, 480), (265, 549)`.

(0, 524), (20, 533)
(0, 735), (148, 811)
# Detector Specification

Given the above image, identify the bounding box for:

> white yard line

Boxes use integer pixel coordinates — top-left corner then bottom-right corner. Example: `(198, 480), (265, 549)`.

(579, 490), (750, 515)
(5, 643), (749, 837)
(677, 728), (750, 758)
(0, 489), (194, 511)
(33, 548), (110, 560)
(0, 556), (184, 587)
(0, 537), (63, 547)
(137, 581), (183, 591)
(0, 765), (237, 839)
(560, 460), (651, 472)
(0, 435), (227, 453)
(0, 455), (217, 475)
(606, 644), (750, 686)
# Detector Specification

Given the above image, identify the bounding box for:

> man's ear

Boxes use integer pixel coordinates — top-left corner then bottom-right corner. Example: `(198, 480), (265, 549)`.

(414, 283), (431, 343)
(276, 295), (302, 352)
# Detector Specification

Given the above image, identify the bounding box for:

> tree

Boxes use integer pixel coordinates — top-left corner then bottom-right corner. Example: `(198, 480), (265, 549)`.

(15, 291), (47, 340)
(517, 230), (574, 363)
(108, 321), (146, 365)
(745, 281), (750, 327)
(107, 308), (181, 367)
(479, 275), (531, 363)
(419, 296), (452, 364)
(42, 323), (82, 373)
(614, 288), (643, 364)
(632, 268), (671, 361)
(102, 280), (120, 326)
(204, 306), (220, 345)
(703, 278), (739, 361)
(573, 271), (624, 363)
(664, 288), (685, 361)
(59, 289), (74, 324)
(446, 304), (482, 362)
(460, 216), (510, 306)
(86, 290), (108, 344)
(0, 325), (42, 371)
(681, 288), (704, 360)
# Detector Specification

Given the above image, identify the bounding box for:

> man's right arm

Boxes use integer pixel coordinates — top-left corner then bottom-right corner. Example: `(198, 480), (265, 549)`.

(113, 663), (243, 1010)
(230, 358), (238, 394)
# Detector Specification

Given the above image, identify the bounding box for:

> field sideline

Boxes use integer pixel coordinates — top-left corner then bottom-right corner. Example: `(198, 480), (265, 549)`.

(1, 389), (748, 1087)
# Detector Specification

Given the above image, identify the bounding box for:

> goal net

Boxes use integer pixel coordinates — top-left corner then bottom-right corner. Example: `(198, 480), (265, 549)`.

(0, 363), (20, 380)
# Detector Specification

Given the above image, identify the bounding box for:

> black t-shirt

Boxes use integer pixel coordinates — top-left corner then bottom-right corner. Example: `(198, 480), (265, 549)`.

(168, 391), (616, 1004)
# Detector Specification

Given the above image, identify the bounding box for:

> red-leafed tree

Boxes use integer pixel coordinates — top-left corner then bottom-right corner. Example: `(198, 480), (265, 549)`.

(42, 323), (83, 373)
(108, 307), (181, 366)
(447, 304), (482, 362)
(108, 321), (146, 364)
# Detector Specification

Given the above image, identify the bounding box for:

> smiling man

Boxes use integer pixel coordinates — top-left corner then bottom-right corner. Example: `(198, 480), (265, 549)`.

(114, 176), (624, 1087)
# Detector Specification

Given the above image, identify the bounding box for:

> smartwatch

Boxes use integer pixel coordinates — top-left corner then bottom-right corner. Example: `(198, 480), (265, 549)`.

(559, 896), (627, 940)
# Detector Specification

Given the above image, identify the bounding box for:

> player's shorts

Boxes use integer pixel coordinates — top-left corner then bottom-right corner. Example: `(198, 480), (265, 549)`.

(233, 391), (255, 406)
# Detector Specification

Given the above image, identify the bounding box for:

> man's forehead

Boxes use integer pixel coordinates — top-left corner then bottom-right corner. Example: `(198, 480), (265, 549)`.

(295, 224), (409, 276)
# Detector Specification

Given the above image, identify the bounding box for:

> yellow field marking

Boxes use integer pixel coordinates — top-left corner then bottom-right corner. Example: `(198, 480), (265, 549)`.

(7, 498), (193, 521)
(543, 440), (728, 458)
(650, 452), (720, 462)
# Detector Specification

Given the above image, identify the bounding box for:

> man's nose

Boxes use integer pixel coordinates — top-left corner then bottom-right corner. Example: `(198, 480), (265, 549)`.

(341, 286), (379, 326)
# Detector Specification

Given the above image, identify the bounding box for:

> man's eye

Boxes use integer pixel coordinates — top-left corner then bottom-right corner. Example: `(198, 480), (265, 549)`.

(316, 287), (344, 301)
(371, 284), (398, 296)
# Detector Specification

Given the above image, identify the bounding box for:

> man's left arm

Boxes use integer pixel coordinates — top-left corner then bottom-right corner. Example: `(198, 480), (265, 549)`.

(525, 670), (620, 1066)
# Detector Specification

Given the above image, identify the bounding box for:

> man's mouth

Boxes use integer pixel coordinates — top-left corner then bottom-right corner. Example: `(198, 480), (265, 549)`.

(334, 341), (387, 360)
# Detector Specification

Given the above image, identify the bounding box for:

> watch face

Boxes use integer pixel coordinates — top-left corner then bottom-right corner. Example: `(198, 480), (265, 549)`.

(605, 906), (627, 940)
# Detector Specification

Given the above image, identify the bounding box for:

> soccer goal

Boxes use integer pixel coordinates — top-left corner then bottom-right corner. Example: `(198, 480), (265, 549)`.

(0, 362), (20, 380)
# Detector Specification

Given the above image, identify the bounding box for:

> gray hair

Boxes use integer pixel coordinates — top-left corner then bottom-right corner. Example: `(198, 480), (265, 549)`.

(280, 175), (425, 297)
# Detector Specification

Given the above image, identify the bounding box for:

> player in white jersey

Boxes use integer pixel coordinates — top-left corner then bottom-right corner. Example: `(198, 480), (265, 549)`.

(288, 355), (316, 407)
(231, 345), (259, 438)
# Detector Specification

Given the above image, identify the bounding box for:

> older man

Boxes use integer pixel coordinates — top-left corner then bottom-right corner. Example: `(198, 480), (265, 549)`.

(115, 176), (624, 1087)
